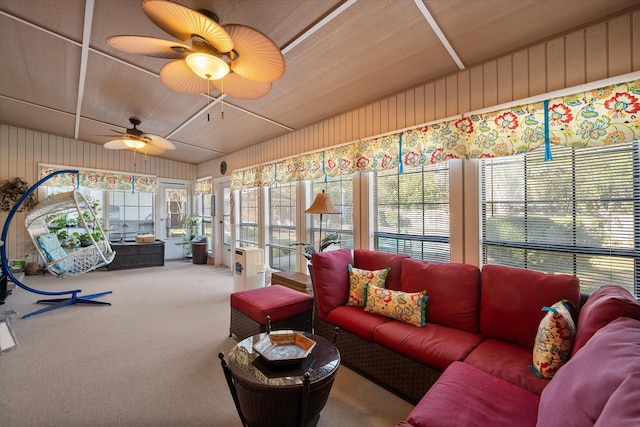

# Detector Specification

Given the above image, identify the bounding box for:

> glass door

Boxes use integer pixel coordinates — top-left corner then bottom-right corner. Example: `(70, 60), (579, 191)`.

(159, 182), (191, 260)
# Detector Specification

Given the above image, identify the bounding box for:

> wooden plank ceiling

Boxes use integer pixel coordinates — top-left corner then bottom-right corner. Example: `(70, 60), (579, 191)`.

(1, 0), (639, 164)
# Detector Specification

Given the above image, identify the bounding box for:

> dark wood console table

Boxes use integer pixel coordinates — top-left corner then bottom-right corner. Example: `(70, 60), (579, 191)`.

(107, 240), (165, 270)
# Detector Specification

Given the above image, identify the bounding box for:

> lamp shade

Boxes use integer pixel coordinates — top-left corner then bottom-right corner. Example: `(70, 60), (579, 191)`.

(185, 53), (229, 80)
(306, 190), (340, 215)
(123, 138), (146, 149)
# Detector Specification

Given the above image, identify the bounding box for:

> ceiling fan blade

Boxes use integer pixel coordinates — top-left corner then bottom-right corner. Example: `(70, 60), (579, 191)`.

(145, 134), (176, 151)
(224, 24), (285, 83)
(142, 144), (167, 156)
(212, 73), (272, 100)
(159, 60), (209, 94)
(104, 140), (128, 150)
(142, 0), (234, 52)
(107, 35), (189, 59)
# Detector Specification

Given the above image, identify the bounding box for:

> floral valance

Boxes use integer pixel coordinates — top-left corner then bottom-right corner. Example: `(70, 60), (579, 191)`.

(195, 178), (212, 195)
(40, 165), (157, 193)
(231, 79), (640, 190)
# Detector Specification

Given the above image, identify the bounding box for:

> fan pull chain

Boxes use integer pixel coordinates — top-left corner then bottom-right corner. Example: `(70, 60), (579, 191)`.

(206, 77), (211, 122)
(221, 79), (224, 119)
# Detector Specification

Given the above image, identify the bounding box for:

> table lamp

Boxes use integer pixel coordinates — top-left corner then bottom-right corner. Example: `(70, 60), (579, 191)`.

(305, 190), (341, 251)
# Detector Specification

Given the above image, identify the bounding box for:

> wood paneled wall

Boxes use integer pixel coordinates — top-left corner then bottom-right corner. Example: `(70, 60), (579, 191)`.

(0, 124), (196, 260)
(215, 10), (640, 178)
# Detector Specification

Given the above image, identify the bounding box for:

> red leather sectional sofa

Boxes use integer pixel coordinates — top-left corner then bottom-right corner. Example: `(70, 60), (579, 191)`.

(311, 249), (640, 426)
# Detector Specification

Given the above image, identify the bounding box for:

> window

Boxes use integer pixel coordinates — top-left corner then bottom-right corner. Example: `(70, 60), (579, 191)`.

(374, 164), (450, 262)
(310, 175), (354, 251)
(237, 187), (259, 247)
(195, 193), (212, 250)
(481, 141), (639, 298)
(109, 190), (154, 241)
(223, 187), (231, 246)
(267, 182), (297, 271)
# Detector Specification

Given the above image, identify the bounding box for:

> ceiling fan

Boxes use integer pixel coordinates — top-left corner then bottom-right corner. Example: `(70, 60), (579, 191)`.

(107, 0), (285, 100)
(103, 118), (176, 156)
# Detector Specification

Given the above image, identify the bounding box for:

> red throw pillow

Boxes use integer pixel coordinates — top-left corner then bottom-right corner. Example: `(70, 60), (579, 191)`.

(401, 258), (481, 333)
(354, 249), (408, 290)
(311, 249), (353, 314)
(537, 317), (640, 427)
(572, 285), (640, 356)
(480, 264), (580, 349)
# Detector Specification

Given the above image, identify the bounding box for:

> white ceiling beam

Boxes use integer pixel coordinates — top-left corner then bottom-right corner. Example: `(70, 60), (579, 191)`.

(413, 0), (465, 70)
(281, 0), (358, 55)
(74, 0), (95, 140)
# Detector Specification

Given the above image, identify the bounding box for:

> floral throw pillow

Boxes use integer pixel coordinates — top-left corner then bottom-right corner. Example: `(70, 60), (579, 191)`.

(364, 284), (427, 327)
(346, 264), (390, 306)
(530, 300), (576, 379)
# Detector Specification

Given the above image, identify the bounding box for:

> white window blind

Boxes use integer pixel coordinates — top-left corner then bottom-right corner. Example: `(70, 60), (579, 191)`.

(374, 164), (450, 262)
(237, 187), (259, 247)
(482, 141), (639, 298)
(268, 182), (297, 271)
(310, 175), (354, 250)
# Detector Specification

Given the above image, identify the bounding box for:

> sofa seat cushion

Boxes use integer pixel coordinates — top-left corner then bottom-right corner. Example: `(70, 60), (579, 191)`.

(354, 249), (408, 291)
(464, 338), (550, 395)
(311, 248), (353, 314)
(325, 305), (393, 341)
(480, 264), (580, 349)
(536, 317), (640, 427)
(572, 284), (640, 356)
(400, 361), (539, 427)
(373, 321), (482, 371)
(401, 258), (480, 333)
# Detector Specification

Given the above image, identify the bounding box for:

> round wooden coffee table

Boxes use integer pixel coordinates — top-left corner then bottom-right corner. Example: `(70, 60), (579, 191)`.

(220, 331), (340, 427)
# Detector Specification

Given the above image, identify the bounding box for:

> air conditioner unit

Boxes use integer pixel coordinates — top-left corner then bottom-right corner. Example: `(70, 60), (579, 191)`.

(233, 247), (265, 292)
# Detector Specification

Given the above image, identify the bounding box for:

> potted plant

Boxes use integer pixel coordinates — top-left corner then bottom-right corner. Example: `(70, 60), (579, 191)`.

(291, 231), (340, 261)
(0, 177), (38, 212)
(177, 216), (200, 256)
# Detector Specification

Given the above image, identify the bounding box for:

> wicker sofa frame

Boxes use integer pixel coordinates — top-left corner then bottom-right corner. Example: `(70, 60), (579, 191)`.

(314, 316), (441, 404)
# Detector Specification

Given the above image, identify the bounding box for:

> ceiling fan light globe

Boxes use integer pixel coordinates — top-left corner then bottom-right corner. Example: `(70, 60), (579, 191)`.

(186, 53), (229, 80)
(124, 139), (146, 149)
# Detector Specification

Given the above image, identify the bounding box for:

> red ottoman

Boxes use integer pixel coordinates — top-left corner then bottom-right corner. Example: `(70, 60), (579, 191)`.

(230, 285), (314, 340)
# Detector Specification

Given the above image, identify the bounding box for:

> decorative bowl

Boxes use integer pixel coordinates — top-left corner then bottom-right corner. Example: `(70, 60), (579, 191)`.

(253, 331), (316, 365)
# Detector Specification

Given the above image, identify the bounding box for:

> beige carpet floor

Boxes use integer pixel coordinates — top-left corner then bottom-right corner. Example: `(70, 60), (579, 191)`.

(0, 261), (413, 426)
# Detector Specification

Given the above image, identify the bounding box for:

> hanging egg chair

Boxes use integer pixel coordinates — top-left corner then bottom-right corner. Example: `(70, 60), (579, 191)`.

(26, 190), (116, 276)
(0, 170), (113, 318)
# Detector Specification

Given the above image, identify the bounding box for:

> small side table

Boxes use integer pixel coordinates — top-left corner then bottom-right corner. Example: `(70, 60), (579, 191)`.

(271, 271), (313, 295)
(220, 331), (340, 427)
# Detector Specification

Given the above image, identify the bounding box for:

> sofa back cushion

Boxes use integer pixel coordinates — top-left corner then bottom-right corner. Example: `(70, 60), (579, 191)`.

(480, 264), (580, 349)
(354, 249), (408, 291)
(536, 317), (640, 427)
(311, 249), (353, 315)
(571, 284), (640, 356)
(401, 258), (481, 333)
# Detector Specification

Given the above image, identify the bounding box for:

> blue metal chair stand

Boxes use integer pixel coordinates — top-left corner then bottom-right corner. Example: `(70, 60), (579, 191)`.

(0, 170), (113, 319)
